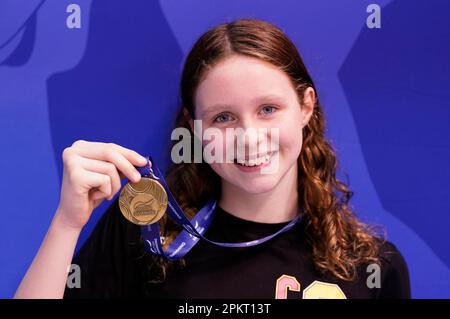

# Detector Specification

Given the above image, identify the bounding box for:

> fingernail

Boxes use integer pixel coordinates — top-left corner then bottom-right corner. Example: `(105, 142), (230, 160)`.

(139, 156), (147, 165)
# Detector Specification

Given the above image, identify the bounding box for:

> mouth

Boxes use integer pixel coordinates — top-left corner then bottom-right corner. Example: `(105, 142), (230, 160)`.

(233, 151), (278, 170)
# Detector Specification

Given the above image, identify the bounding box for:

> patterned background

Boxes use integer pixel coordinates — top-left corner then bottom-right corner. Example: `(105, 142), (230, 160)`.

(1, 0), (449, 298)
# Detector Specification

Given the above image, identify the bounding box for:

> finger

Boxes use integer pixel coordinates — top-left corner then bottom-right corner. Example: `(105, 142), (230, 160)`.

(72, 140), (148, 167)
(80, 157), (122, 200)
(113, 143), (150, 168)
(74, 143), (142, 183)
(91, 189), (106, 201)
(83, 171), (112, 201)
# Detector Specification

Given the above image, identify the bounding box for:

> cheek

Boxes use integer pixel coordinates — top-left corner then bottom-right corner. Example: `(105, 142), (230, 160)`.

(279, 121), (304, 157)
(201, 128), (234, 162)
(208, 162), (234, 186)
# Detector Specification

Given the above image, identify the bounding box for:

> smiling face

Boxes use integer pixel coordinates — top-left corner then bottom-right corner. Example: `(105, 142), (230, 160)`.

(191, 54), (315, 195)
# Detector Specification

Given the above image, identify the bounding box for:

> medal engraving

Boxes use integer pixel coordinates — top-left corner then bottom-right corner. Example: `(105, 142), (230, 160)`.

(119, 177), (168, 225)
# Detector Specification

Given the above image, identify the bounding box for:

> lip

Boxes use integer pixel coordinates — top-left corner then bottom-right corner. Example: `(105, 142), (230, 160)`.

(239, 151), (273, 162)
(234, 151), (278, 173)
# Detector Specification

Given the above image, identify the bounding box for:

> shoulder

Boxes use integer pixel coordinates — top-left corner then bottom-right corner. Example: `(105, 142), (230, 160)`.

(378, 240), (407, 268)
(375, 239), (411, 298)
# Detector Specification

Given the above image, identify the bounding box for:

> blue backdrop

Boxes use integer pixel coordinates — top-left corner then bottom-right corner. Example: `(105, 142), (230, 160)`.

(1, 0), (449, 298)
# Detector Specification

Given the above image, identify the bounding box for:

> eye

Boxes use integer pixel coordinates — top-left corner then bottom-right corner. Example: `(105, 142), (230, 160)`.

(213, 113), (233, 123)
(260, 105), (277, 115)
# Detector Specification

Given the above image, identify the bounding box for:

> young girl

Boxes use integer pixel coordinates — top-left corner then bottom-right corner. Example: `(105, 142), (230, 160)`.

(15, 18), (410, 299)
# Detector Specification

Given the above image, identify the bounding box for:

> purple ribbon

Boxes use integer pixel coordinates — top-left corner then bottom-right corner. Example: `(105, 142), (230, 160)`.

(136, 156), (301, 260)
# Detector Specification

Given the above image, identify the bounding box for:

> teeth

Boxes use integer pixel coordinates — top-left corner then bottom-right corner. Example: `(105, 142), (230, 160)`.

(237, 153), (273, 167)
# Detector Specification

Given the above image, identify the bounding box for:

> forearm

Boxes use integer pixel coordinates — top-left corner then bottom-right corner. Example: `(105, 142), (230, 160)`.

(14, 210), (82, 299)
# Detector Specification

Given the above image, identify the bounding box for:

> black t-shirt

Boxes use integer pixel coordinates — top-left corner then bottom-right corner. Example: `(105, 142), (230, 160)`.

(64, 198), (411, 299)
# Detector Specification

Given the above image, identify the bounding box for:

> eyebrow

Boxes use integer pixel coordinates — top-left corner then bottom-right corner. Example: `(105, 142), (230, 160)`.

(201, 94), (284, 116)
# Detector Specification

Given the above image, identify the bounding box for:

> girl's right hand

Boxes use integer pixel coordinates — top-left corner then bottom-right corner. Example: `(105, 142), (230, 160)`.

(55, 140), (149, 231)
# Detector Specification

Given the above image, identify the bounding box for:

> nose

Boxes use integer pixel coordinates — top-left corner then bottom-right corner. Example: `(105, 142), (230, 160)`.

(236, 118), (268, 156)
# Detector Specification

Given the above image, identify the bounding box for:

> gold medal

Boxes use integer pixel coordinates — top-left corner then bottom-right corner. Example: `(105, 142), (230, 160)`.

(119, 177), (168, 225)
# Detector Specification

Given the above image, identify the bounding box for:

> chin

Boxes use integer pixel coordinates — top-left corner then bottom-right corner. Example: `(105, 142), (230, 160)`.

(238, 183), (278, 194)
(228, 172), (282, 194)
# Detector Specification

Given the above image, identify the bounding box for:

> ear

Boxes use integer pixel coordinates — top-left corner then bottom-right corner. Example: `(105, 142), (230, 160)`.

(183, 107), (194, 131)
(300, 87), (316, 129)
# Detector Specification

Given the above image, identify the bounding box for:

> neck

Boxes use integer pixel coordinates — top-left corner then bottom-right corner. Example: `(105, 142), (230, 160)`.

(218, 164), (300, 223)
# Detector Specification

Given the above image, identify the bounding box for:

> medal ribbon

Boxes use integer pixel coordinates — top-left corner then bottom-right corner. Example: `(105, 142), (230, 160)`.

(136, 156), (302, 260)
